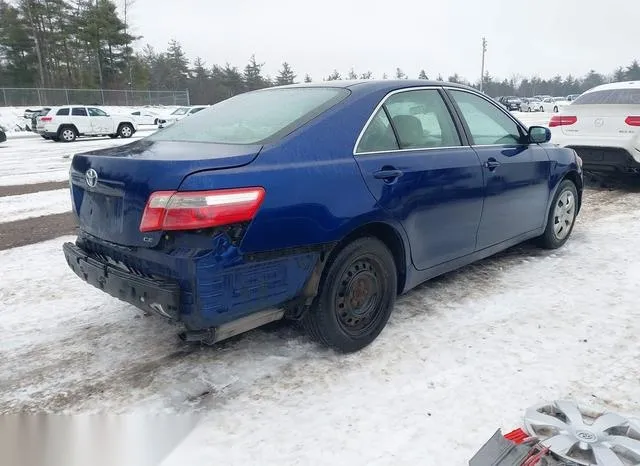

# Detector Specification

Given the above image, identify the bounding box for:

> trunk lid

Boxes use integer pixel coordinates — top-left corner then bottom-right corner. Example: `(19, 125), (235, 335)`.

(70, 139), (262, 247)
(560, 104), (640, 138)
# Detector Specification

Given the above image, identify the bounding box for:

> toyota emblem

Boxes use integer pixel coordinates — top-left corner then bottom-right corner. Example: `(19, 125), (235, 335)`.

(85, 168), (98, 188)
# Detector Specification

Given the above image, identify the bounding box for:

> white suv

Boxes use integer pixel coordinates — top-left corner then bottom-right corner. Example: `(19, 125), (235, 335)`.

(550, 81), (640, 175)
(37, 106), (138, 142)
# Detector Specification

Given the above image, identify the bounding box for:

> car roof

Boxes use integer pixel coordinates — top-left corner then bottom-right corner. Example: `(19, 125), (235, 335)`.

(583, 81), (640, 94)
(273, 79), (478, 95)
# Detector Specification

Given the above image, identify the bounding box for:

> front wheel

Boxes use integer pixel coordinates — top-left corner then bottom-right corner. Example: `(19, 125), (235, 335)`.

(118, 123), (134, 138)
(553, 106), (559, 113)
(538, 180), (578, 249)
(302, 237), (397, 353)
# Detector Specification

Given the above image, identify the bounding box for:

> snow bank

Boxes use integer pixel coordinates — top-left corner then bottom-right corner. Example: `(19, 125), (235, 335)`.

(0, 188), (71, 222)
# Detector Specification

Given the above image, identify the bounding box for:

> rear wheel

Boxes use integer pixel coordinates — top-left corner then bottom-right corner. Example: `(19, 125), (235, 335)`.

(118, 123), (134, 138)
(538, 180), (578, 249)
(302, 237), (397, 353)
(59, 126), (76, 142)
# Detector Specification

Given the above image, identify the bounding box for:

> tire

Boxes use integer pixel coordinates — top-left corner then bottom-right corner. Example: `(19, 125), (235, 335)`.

(538, 180), (578, 249)
(554, 106), (559, 113)
(58, 126), (76, 143)
(118, 123), (134, 138)
(302, 237), (397, 353)
(153, 119), (159, 125)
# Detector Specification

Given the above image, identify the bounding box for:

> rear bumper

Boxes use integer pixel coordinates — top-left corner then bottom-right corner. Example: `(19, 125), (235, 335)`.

(63, 242), (181, 320)
(566, 146), (640, 174)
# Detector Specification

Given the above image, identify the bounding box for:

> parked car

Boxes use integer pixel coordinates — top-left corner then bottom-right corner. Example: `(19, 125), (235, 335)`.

(550, 80), (640, 175)
(533, 95), (552, 101)
(0, 127), (6, 144)
(130, 110), (160, 125)
(26, 107), (51, 132)
(520, 97), (543, 112)
(541, 97), (570, 113)
(498, 96), (522, 111)
(37, 106), (138, 142)
(566, 94), (581, 102)
(157, 106), (208, 128)
(63, 80), (583, 352)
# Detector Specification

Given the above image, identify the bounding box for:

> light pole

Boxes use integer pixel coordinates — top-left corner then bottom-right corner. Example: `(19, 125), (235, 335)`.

(480, 37), (487, 92)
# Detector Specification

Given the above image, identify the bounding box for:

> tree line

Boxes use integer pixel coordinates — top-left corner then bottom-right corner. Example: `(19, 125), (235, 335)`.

(1, 0), (640, 104)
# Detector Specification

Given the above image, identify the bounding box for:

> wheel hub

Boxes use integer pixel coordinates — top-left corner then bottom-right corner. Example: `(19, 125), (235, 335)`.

(523, 400), (640, 465)
(336, 259), (381, 333)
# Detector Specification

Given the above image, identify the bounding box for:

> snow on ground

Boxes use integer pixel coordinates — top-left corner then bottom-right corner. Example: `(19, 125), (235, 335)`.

(0, 189), (71, 222)
(1, 189), (640, 465)
(0, 130), (155, 186)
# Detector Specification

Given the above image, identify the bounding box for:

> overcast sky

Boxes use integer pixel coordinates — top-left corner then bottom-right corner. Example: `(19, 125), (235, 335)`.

(125, 0), (640, 82)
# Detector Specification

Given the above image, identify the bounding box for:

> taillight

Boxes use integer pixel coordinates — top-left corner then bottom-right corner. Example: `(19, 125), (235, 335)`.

(41, 116), (53, 122)
(139, 187), (265, 232)
(625, 116), (640, 126)
(549, 115), (577, 127)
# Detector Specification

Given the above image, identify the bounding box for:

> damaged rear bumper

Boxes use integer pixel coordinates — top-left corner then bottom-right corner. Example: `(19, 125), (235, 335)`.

(63, 242), (180, 320)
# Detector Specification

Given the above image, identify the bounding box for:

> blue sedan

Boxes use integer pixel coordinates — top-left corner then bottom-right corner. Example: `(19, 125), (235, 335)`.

(63, 80), (583, 353)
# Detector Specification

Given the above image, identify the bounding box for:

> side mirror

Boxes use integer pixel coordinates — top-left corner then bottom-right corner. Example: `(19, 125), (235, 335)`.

(529, 126), (551, 144)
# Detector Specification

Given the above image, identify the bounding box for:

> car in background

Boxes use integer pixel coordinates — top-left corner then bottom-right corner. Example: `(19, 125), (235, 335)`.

(550, 80), (640, 176)
(26, 107), (51, 132)
(541, 97), (570, 113)
(534, 95), (552, 101)
(520, 97), (543, 112)
(37, 105), (138, 142)
(498, 96), (522, 111)
(130, 109), (160, 126)
(157, 105), (208, 128)
(63, 80), (582, 353)
(567, 94), (581, 102)
(0, 126), (6, 144)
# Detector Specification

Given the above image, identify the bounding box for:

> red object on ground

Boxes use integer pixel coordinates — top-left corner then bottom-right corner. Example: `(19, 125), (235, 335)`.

(504, 428), (529, 444)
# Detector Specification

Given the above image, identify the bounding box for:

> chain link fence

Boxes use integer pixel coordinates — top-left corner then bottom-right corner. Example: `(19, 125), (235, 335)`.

(0, 88), (190, 107)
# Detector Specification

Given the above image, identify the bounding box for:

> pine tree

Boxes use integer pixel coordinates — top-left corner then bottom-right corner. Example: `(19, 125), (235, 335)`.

(244, 54), (268, 91)
(382, 73), (388, 79)
(395, 67), (406, 79)
(326, 69), (341, 81)
(418, 69), (428, 80)
(626, 60), (640, 81)
(436, 74), (443, 81)
(304, 73), (312, 83)
(359, 71), (372, 79)
(275, 61), (296, 85)
(347, 68), (357, 79)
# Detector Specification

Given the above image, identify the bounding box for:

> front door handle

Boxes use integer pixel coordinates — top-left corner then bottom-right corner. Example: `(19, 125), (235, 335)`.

(374, 169), (404, 180)
(484, 158), (501, 170)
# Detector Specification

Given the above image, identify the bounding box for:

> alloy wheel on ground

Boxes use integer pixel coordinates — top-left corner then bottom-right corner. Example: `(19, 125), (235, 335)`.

(61, 128), (76, 142)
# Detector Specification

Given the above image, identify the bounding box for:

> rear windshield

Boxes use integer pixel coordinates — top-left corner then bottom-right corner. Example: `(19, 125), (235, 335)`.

(573, 89), (640, 105)
(149, 87), (350, 144)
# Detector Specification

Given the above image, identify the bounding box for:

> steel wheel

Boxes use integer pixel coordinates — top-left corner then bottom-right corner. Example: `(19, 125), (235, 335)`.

(553, 189), (575, 240)
(61, 128), (76, 142)
(335, 257), (384, 337)
(524, 400), (640, 466)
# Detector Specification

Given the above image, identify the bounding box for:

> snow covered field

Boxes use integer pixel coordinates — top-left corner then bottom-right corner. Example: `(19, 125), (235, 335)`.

(1, 108), (639, 465)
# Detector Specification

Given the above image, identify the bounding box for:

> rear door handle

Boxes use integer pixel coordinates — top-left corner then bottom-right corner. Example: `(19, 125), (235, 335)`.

(374, 169), (404, 180)
(484, 159), (501, 170)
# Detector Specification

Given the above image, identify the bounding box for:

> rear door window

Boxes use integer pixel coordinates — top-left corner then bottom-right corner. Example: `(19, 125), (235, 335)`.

(383, 90), (461, 149)
(355, 109), (399, 153)
(72, 107), (88, 116)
